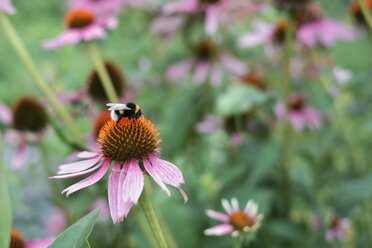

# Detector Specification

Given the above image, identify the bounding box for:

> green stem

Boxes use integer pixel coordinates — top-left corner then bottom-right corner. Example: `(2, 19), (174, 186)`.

(86, 42), (119, 103)
(358, 0), (372, 31)
(0, 13), (83, 144)
(134, 211), (157, 248)
(139, 188), (168, 248)
(279, 15), (295, 217)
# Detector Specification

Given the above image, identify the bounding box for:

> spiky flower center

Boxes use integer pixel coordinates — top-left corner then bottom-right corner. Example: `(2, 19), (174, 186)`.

(12, 96), (48, 133)
(330, 215), (340, 229)
(10, 229), (25, 248)
(194, 40), (218, 61)
(288, 94), (305, 111)
(98, 117), (160, 162)
(87, 61), (126, 101)
(240, 73), (266, 90)
(200, 0), (220, 4)
(229, 211), (255, 230)
(64, 9), (96, 29)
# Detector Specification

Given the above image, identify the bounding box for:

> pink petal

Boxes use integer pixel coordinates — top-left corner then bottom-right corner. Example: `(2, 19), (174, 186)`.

(52, 163), (103, 179)
(25, 237), (55, 248)
(163, 0), (199, 14)
(220, 53), (247, 75)
(209, 63), (223, 86)
(0, 101), (12, 125)
(204, 224), (234, 236)
(118, 164), (134, 221)
(61, 160), (110, 196)
(143, 159), (171, 196)
(81, 25), (107, 41)
(304, 107), (322, 129)
(122, 161), (144, 204)
(274, 102), (286, 119)
(239, 21), (273, 48)
(230, 198), (239, 212)
(0, 0), (16, 15)
(244, 200), (258, 217)
(57, 156), (102, 174)
(76, 151), (99, 159)
(166, 59), (193, 81)
(221, 199), (233, 214)
(108, 162), (120, 223)
(205, 5), (219, 35)
(193, 62), (210, 84)
(42, 31), (81, 49)
(290, 111), (306, 131)
(149, 156), (185, 187)
(11, 142), (27, 170)
(206, 209), (229, 222)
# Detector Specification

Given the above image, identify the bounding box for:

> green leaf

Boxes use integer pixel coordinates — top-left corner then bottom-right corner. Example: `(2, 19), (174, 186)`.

(48, 208), (101, 248)
(0, 135), (12, 248)
(216, 84), (268, 117)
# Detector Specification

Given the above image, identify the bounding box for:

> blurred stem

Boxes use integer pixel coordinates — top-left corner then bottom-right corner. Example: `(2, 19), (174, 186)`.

(139, 185), (168, 248)
(39, 142), (73, 223)
(233, 236), (244, 248)
(278, 15), (295, 217)
(134, 211), (157, 248)
(86, 42), (119, 102)
(320, 78), (366, 172)
(0, 14), (83, 145)
(358, 0), (372, 31)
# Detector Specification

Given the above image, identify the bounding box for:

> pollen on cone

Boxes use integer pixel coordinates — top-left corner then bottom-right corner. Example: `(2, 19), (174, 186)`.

(98, 117), (160, 162)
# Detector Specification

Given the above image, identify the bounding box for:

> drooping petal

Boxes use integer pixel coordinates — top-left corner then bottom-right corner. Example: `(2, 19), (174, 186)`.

(220, 53), (247, 75)
(205, 5), (219, 35)
(204, 224), (234, 236)
(61, 160), (110, 196)
(143, 158), (171, 196)
(11, 142), (27, 170)
(290, 111), (306, 131)
(166, 59), (193, 82)
(0, 101), (12, 125)
(42, 30), (82, 49)
(122, 161), (144, 204)
(108, 162), (121, 223)
(244, 200), (258, 217)
(193, 62), (210, 85)
(57, 156), (102, 174)
(149, 156), (184, 187)
(52, 163), (103, 179)
(206, 209), (229, 223)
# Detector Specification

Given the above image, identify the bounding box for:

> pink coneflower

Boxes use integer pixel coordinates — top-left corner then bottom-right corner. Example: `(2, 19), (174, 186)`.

(167, 40), (246, 85)
(67, 0), (126, 17)
(325, 213), (351, 242)
(0, 0), (15, 14)
(10, 228), (54, 248)
(43, 9), (117, 49)
(274, 93), (322, 131)
(52, 106), (187, 224)
(163, 0), (257, 34)
(204, 198), (263, 237)
(297, 18), (356, 47)
(0, 96), (48, 169)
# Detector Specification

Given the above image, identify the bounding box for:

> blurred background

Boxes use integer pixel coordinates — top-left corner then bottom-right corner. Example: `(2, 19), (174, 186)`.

(1, 0), (372, 247)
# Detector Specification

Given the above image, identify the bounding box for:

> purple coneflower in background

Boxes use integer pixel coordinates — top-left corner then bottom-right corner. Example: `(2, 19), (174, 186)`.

(205, 198), (263, 237)
(0, 96), (48, 169)
(325, 212), (351, 242)
(43, 9), (117, 49)
(163, 0), (258, 35)
(167, 39), (247, 85)
(274, 93), (322, 131)
(0, 0), (15, 14)
(66, 0), (127, 17)
(52, 106), (187, 224)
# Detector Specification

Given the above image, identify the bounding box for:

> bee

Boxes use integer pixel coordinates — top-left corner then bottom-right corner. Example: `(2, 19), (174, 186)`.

(106, 102), (143, 124)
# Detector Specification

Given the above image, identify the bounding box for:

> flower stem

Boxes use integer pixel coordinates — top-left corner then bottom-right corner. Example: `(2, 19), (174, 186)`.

(358, 0), (372, 31)
(0, 13), (83, 144)
(86, 41), (119, 103)
(279, 14), (295, 217)
(139, 188), (168, 248)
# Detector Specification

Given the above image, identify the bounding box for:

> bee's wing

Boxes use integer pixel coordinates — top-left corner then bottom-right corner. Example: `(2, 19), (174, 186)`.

(106, 103), (130, 111)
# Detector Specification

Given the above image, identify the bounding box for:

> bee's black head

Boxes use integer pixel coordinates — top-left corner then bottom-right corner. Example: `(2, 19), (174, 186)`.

(126, 102), (137, 111)
(126, 102), (142, 119)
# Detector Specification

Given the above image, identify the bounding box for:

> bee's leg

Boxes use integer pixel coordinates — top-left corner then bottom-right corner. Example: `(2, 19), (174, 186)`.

(116, 117), (122, 124)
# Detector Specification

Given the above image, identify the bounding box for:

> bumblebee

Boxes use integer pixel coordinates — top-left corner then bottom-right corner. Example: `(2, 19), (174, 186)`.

(106, 102), (143, 123)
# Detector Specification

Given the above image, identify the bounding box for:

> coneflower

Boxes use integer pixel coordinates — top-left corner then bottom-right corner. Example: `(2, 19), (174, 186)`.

(52, 105), (187, 224)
